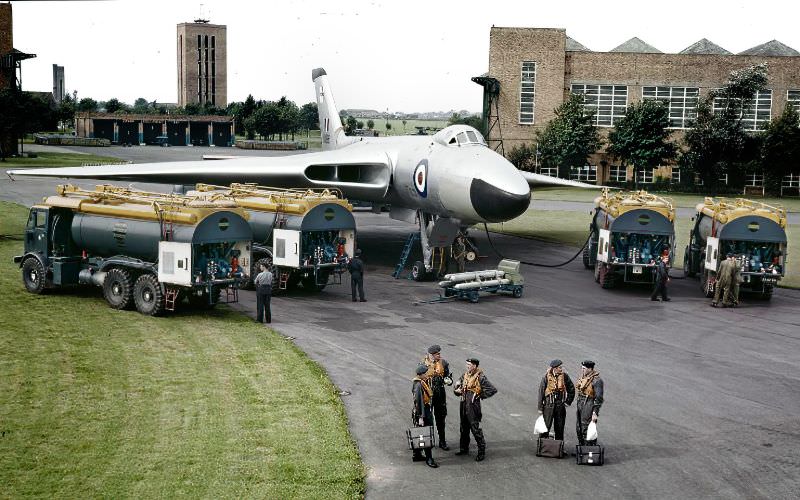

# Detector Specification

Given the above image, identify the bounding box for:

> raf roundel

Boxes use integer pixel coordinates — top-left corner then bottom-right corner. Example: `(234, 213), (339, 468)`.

(413, 160), (428, 198)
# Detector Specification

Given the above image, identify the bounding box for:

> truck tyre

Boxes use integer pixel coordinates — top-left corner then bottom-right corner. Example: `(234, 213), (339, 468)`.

(133, 273), (165, 316)
(594, 262), (601, 283)
(22, 257), (47, 294)
(582, 234), (595, 269)
(103, 268), (133, 310)
(760, 285), (774, 301)
(683, 246), (695, 278)
(599, 264), (616, 289)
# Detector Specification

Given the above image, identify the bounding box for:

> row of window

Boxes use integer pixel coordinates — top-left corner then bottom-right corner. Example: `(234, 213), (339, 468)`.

(518, 62), (800, 130)
(546, 166), (799, 187)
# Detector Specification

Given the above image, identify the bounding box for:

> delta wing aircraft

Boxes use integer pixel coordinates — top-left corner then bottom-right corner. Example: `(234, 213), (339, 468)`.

(8, 68), (598, 276)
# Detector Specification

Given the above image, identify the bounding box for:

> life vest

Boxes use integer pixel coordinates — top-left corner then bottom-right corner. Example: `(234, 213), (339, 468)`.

(462, 368), (483, 398)
(423, 357), (445, 378)
(413, 377), (432, 405)
(577, 371), (599, 398)
(544, 370), (566, 396)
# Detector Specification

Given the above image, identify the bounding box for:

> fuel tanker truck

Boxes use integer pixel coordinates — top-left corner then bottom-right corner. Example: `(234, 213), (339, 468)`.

(584, 189), (675, 289)
(14, 184), (252, 315)
(191, 184), (355, 292)
(683, 197), (787, 300)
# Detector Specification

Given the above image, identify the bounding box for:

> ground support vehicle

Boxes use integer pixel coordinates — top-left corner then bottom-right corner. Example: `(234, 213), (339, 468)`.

(585, 189), (675, 289)
(192, 184), (356, 292)
(14, 184), (252, 315)
(683, 197), (787, 300)
(437, 259), (523, 303)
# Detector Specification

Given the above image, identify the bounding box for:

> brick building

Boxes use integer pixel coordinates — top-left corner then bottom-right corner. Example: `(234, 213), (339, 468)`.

(177, 20), (227, 108)
(484, 28), (800, 186)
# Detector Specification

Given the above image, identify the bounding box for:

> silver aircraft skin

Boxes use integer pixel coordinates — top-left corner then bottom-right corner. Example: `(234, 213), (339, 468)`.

(7, 68), (597, 271)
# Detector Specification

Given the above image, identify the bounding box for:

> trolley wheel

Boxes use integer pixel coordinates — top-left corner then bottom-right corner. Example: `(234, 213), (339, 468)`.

(465, 251), (477, 262)
(469, 292), (480, 303)
(133, 273), (165, 316)
(103, 267), (134, 310)
(444, 288), (456, 297)
(22, 257), (47, 294)
(513, 286), (523, 298)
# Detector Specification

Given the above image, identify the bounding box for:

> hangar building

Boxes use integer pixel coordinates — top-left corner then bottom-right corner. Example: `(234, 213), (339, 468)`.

(483, 28), (800, 187)
(75, 113), (235, 147)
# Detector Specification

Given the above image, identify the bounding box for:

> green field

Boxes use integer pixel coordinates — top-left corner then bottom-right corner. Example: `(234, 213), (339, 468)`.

(2, 152), (126, 168)
(488, 193), (799, 289)
(0, 201), (364, 498)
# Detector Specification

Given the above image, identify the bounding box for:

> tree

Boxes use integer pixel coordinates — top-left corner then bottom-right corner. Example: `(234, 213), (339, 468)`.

(680, 63), (768, 194)
(535, 93), (601, 178)
(240, 94), (257, 139)
(133, 97), (151, 114)
(385, 122), (392, 133)
(56, 94), (76, 131)
(760, 105), (800, 195)
(356, 120), (364, 130)
(77, 97), (98, 112)
(402, 119), (407, 132)
(299, 102), (319, 136)
(606, 99), (676, 188)
(507, 143), (538, 172)
(366, 119), (374, 130)
(448, 113), (484, 135)
(0, 89), (56, 158)
(345, 116), (357, 134)
(104, 98), (128, 113)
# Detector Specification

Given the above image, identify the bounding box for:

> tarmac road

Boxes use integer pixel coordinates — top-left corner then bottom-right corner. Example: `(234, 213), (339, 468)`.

(3, 150), (800, 499)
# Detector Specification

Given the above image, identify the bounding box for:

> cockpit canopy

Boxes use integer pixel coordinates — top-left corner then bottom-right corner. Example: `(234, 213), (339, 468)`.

(434, 125), (487, 148)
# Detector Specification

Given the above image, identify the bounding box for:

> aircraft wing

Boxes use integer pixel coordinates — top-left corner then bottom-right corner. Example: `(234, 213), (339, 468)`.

(6, 148), (393, 202)
(519, 170), (605, 189)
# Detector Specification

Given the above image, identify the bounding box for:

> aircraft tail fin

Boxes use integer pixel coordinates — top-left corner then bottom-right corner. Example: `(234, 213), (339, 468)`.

(313, 68), (347, 150)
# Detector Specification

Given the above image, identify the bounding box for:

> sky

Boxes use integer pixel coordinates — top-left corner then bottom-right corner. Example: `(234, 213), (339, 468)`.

(8, 0), (800, 113)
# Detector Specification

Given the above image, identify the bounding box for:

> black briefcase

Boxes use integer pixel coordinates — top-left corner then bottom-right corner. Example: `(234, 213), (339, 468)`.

(576, 445), (604, 465)
(536, 437), (564, 458)
(406, 426), (435, 450)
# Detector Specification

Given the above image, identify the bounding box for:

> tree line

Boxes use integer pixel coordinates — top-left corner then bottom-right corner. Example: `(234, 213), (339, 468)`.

(508, 64), (800, 196)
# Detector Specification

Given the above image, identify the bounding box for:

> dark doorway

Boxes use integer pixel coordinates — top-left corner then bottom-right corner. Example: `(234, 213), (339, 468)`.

(212, 123), (232, 147)
(190, 122), (209, 146)
(93, 120), (114, 141)
(143, 123), (162, 145)
(166, 121), (188, 146)
(118, 121), (139, 145)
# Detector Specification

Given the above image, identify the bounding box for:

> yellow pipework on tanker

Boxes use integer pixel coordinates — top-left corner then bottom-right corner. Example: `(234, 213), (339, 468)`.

(696, 197), (786, 228)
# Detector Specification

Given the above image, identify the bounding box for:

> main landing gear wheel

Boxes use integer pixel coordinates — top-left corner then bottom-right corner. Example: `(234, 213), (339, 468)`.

(103, 267), (133, 310)
(22, 257), (46, 294)
(133, 273), (165, 316)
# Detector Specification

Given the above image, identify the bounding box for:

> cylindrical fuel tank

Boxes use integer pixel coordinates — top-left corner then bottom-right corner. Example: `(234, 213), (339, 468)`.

(593, 207), (673, 235)
(247, 203), (356, 243)
(694, 213), (786, 244)
(71, 210), (252, 262)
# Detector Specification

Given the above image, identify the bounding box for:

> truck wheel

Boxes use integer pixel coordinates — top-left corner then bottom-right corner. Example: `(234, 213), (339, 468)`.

(599, 264), (616, 289)
(594, 262), (601, 283)
(133, 273), (165, 316)
(683, 246), (695, 278)
(22, 257), (46, 294)
(760, 285), (774, 301)
(103, 268), (133, 310)
(582, 234), (595, 269)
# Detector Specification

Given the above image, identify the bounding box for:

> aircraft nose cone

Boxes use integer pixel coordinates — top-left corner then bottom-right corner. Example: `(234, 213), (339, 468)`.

(469, 178), (531, 223)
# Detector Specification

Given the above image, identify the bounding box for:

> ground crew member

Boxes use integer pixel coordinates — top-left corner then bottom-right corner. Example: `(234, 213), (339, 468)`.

(424, 345), (452, 450)
(454, 358), (497, 462)
(254, 262), (273, 324)
(452, 234), (467, 273)
(650, 254), (671, 301)
(537, 359), (575, 441)
(730, 254), (742, 307)
(575, 360), (604, 446)
(711, 253), (734, 307)
(412, 364), (438, 468)
(348, 249), (366, 302)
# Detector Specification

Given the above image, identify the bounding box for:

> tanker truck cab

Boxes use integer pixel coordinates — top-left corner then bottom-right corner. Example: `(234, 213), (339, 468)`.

(16, 205), (82, 292)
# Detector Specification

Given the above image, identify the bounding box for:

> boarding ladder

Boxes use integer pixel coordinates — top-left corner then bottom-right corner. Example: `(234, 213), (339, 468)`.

(392, 232), (420, 278)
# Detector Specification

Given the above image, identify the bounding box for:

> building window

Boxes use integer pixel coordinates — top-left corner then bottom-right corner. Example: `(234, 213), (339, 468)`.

(519, 61), (536, 124)
(637, 168), (655, 184)
(538, 166), (558, 177)
(671, 166), (681, 184)
(788, 90), (800, 114)
(713, 90), (772, 131)
(642, 86), (699, 129)
(609, 165), (627, 183)
(570, 165), (597, 183)
(571, 84), (628, 127)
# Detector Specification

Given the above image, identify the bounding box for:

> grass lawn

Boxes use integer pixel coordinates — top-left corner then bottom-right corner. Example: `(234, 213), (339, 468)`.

(531, 187), (800, 213)
(488, 208), (799, 289)
(0, 203), (364, 498)
(2, 152), (126, 169)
